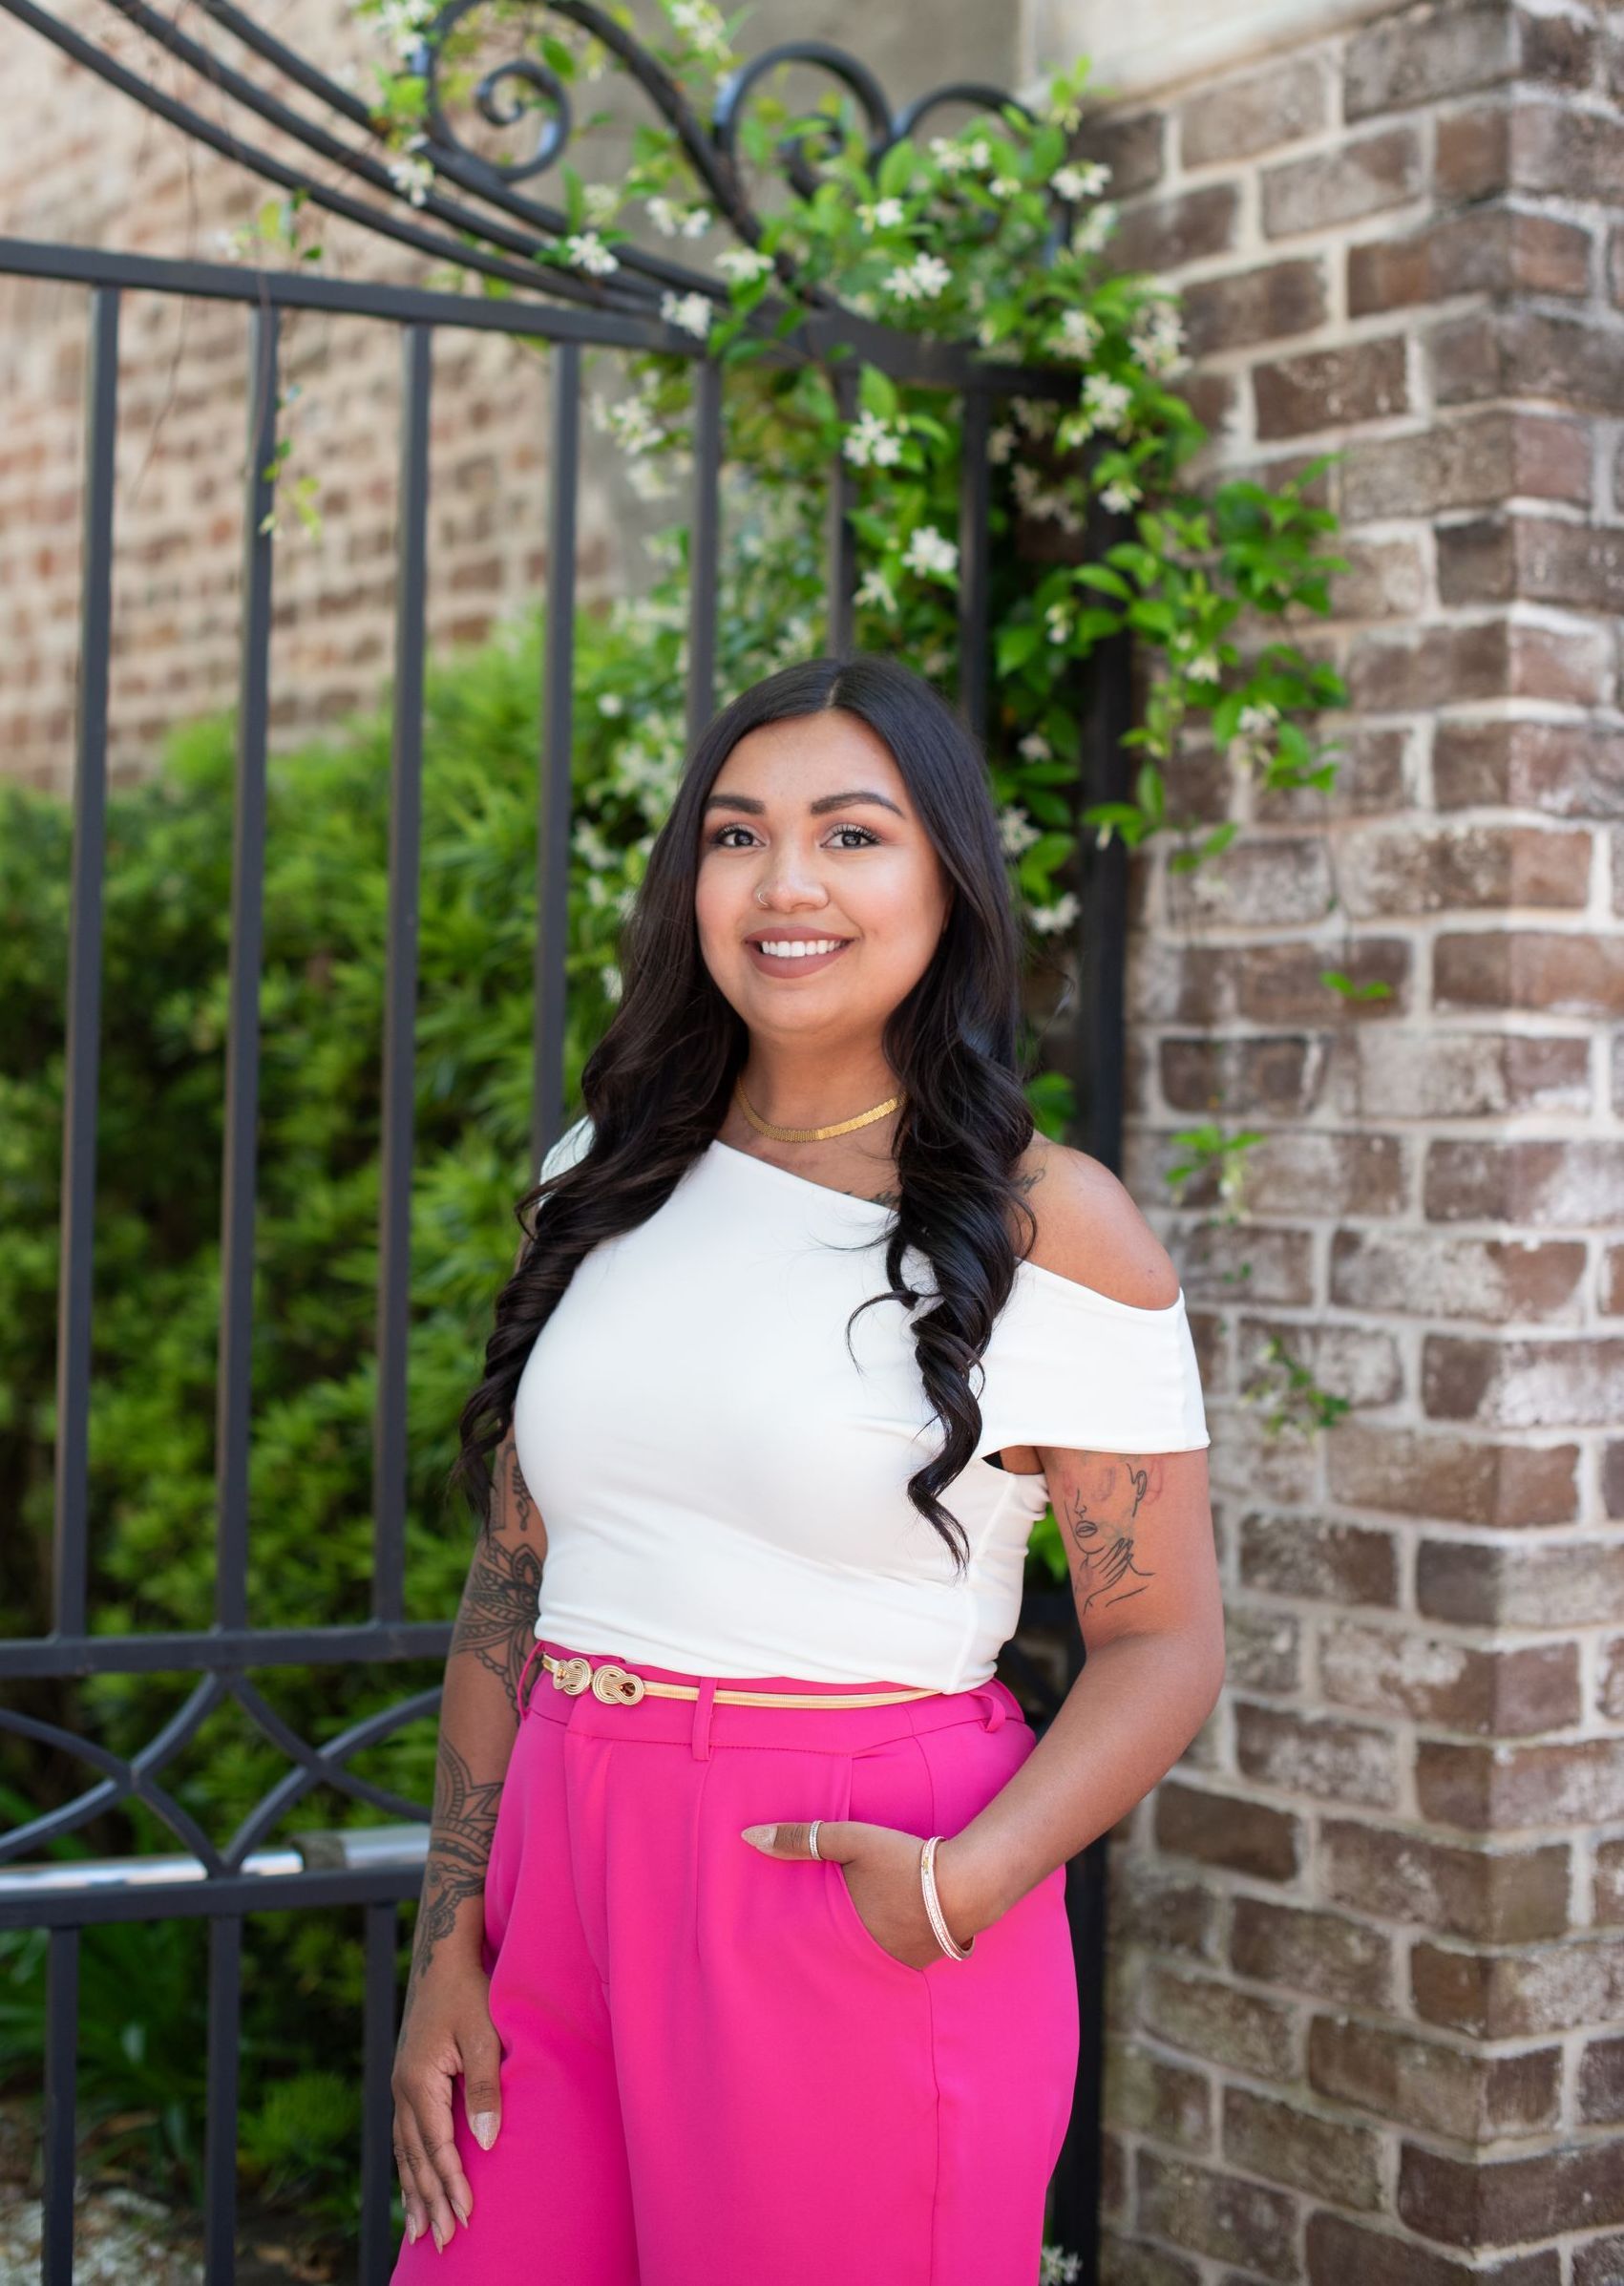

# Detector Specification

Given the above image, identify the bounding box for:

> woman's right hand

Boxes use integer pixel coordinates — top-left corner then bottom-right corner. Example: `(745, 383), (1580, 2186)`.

(390, 1957), (504, 2252)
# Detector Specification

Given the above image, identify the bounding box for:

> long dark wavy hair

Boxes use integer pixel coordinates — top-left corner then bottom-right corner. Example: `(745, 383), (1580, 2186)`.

(449, 652), (1043, 1576)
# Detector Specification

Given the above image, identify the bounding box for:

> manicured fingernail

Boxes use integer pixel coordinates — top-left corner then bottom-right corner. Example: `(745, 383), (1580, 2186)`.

(740, 1824), (771, 1847)
(452, 2193), (471, 2226)
(472, 2110), (497, 2149)
(406, 2214), (420, 2244)
(432, 2220), (445, 2252)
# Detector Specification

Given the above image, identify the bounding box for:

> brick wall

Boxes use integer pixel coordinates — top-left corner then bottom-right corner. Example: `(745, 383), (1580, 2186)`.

(1034, 2), (1624, 2277)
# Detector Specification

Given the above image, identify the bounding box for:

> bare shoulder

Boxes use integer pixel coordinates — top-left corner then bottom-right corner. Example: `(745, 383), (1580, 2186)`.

(1008, 1135), (1182, 1311)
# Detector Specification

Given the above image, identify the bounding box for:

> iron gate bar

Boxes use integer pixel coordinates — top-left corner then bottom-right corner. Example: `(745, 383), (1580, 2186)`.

(685, 356), (724, 751)
(957, 384), (992, 746)
(0, 233), (1080, 395)
(826, 363), (859, 659)
(374, 323), (434, 1631)
(533, 339), (580, 1163)
(215, 302), (278, 1642)
(0, 1621), (453, 1678)
(53, 284), (117, 1648)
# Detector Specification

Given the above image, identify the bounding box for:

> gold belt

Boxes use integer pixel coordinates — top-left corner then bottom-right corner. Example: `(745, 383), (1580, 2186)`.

(541, 1650), (944, 1709)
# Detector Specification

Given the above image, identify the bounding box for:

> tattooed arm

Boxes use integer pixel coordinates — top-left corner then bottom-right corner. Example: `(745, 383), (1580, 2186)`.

(927, 1145), (1225, 1948)
(401, 1420), (544, 2018)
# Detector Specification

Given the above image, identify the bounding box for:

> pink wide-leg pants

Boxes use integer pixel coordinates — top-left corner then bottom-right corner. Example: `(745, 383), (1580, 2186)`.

(390, 1634), (1081, 2286)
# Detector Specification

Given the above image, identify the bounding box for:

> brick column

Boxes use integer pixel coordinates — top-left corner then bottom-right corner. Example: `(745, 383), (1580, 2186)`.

(1028, 3), (1624, 2277)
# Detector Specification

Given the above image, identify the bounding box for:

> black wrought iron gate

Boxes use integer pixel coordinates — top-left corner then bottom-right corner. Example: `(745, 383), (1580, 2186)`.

(0, 7), (1134, 2280)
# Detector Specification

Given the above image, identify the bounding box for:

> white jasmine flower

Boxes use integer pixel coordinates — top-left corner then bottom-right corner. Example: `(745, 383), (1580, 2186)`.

(598, 692), (624, 716)
(988, 425), (1015, 464)
(660, 289), (714, 339)
(883, 251), (952, 302)
(1049, 307), (1103, 361)
(647, 195), (710, 240)
(854, 567), (897, 614)
(669, 0), (730, 56)
(386, 153), (433, 206)
(581, 182), (621, 225)
(928, 136), (973, 176)
(1100, 477), (1142, 514)
(626, 456), (675, 499)
(990, 174), (1022, 199)
(842, 409), (903, 469)
(1018, 731), (1052, 760)
(1044, 601), (1073, 644)
(1001, 806), (1042, 856)
(902, 523), (958, 580)
(1028, 890), (1080, 934)
(563, 229), (619, 276)
(1187, 652), (1221, 684)
(1083, 372), (1132, 432)
(1071, 201), (1118, 257)
(857, 197), (906, 233)
(603, 963), (622, 1002)
(1052, 160), (1110, 201)
(1129, 297), (1190, 377)
(716, 245), (774, 284)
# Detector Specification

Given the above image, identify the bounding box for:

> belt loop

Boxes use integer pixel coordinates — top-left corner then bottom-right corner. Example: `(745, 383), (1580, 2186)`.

(691, 1672), (718, 1760)
(976, 1683), (1006, 1732)
(515, 1636), (544, 1728)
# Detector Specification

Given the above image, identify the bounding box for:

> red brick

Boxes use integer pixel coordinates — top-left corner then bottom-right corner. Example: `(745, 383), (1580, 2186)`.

(1331, 1227), (1586, 1320)
(1231, 1896), (1393, 2009)
(1255, 336), (1409, 438)
(1349, 209), (1591, 315)
(1143, 1965), (1298, 2080)
(1346, 1032), (1592, 1122)
(1308, 2212), (1560, 2286)
(1222, 2085), (1382, 2210)
(1417, 1538), (1624, 1629)
(1414, 1936), (1624, 2036)
(1111, 184), (1239, 273)
(1234, 1702), (1400, 1808)
(1579, 2036), (1624, 2126)
(1434, 933), (1624, 1019)
(1346, 619), (1609, 712)
(1438, 516), (1624, 614)
(1319, 1622), (1581, 1736)
(1262, 127), (1424, 237)
(1309, 2014), (1563, 2138)
(1342, 412), (1591, 520)
(1344, 8), (1518, 119)
(1154, 1778), (1301, 1882)
(1180, 259), (1328, 357)
(1433, 720), (1624, 815)
(1106, 2042), (1213, 2150)
(1432, 309), (1624, 415)
(1326, 1425), (1578, 1525)
(1438, 98), (1624, 202)
(1399, 2137), (1624, 2248)
(1416, 1737), (1624, 1832)
(1423, 1331), (1624, 1429)
(1240, 1513), (1400, 1605)
(1179, 58), (1328, 167)
(1321, 1818), (1571, 1942)
(1135, 2149), (1300, 2280)
(1424, 1137), (1624, 1225)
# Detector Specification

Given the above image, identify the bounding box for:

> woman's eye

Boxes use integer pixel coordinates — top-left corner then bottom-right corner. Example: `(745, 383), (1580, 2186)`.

(707, 824), (879, 851)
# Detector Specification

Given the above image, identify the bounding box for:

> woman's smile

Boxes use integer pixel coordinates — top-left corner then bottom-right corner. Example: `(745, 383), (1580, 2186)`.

(745, 930), (854, 978)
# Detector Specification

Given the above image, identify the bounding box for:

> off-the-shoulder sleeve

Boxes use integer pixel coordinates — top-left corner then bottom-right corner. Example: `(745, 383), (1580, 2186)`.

(538, 1111), (595, 1184)
(976, 1266), (1211, 1458)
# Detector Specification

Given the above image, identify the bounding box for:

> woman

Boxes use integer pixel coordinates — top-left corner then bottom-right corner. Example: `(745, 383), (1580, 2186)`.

(389, 653), (1221, 2284)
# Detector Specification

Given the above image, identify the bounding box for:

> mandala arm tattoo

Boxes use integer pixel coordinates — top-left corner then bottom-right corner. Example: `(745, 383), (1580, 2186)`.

(1060, 1455), (1158, 1620)
(403, 1430), (542, 2014)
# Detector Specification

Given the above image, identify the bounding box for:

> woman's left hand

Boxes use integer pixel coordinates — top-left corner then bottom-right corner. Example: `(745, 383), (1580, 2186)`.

(740, 1820), (981, 1969)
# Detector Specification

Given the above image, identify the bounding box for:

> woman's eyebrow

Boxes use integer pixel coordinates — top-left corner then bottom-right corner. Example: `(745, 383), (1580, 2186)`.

(703, 789), (907, 818)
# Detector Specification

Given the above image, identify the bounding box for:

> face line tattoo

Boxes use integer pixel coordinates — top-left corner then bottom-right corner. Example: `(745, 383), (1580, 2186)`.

(1061, 1456), (1158, 1619)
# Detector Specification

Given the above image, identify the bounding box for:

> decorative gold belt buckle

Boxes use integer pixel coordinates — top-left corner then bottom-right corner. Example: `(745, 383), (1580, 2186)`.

(591, 1662), (645, 1704)
(552, 1656), (592, 1695)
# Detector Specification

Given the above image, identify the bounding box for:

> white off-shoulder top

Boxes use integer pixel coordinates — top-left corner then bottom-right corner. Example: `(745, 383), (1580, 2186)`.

(511, 1114), (1210, 1691)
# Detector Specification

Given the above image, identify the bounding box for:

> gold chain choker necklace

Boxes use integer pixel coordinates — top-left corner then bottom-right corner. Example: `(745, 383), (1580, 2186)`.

(733, 1077), (902, 1144)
